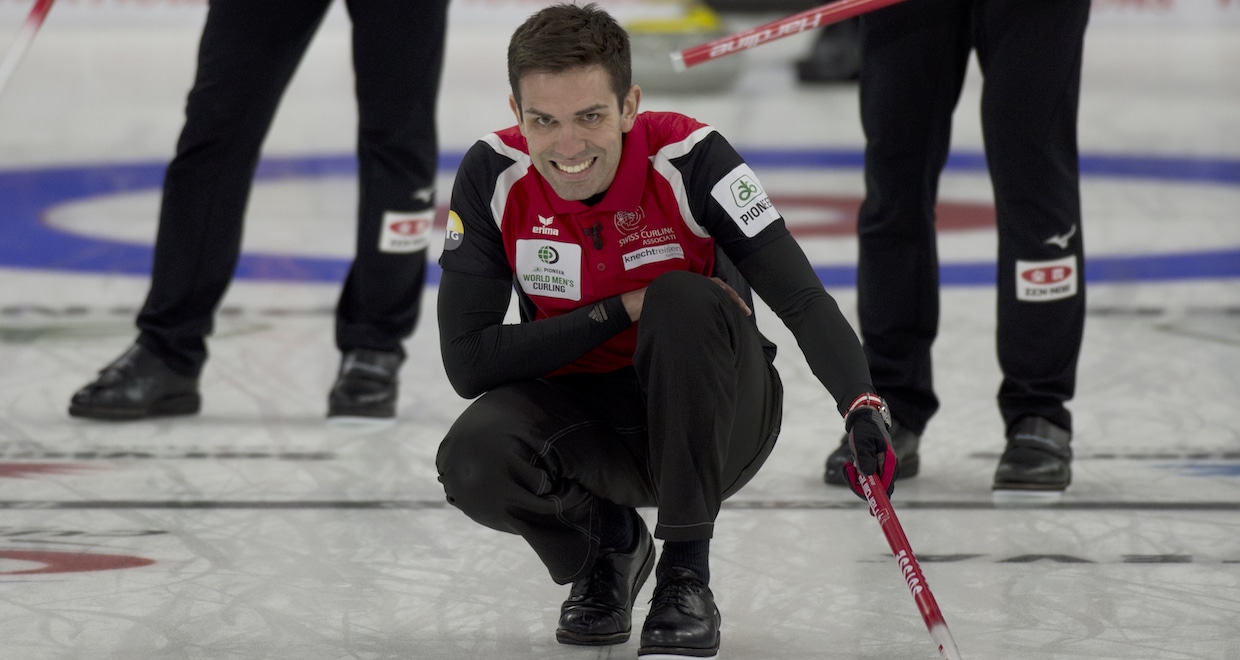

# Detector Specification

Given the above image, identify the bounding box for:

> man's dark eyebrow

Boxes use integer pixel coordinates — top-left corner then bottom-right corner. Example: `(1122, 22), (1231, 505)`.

(523, 104), (611, 120)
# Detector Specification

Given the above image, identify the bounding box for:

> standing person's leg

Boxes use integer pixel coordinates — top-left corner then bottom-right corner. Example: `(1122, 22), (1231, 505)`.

(632, 271), (783, 658)
(69, 0), (334, 420)
(977, 0), (1089, 490)
(823, 0), (973, 483)
(139, 0), (335, 374)
(327, 0), (449, 419)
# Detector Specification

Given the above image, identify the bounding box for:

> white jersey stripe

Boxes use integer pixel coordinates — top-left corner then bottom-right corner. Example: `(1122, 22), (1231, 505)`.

(650, 125), (716, 239)
(482, 132), (532, 231)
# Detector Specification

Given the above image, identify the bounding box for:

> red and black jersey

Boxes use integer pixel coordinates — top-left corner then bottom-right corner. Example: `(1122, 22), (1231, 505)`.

(439, 110), (875, 412)
(441, 111), (786, 375)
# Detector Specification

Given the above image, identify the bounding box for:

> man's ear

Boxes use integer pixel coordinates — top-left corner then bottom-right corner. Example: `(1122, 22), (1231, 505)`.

(509, 94), (523, 132)
(620, 85), (641, 132)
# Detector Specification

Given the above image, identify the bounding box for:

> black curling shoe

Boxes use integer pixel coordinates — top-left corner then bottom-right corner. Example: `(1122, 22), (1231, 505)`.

(823, 419), (921, 486)
(993, 416), (1073, 492)
(638, 567), (721, 659)
(556, 516), (655, 645)
(68, 344), (200, 421)
(327, 349), (403, 420)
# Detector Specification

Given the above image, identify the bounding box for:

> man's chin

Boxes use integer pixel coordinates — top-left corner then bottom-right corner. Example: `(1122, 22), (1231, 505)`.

(548, 179), (599, 201)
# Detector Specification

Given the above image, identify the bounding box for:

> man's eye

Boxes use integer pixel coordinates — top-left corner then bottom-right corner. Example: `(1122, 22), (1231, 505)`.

(535, 116), (554, 126)
(581, 113), (600, 123)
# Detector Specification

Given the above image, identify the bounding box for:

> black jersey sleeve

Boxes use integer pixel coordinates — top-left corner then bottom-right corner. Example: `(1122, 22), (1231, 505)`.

(670, 129), (874, 413)
(670, 130), (789, 261)
(735, 220), (875, 416)
(437, 271), (632, 399)
(438, 139), (516, 280)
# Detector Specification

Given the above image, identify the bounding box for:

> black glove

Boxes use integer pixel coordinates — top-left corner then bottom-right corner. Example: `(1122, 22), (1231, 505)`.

(842, 400), (896, 500)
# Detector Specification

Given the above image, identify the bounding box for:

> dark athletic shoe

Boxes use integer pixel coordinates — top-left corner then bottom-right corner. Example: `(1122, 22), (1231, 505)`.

(68, 344), (200, 421)
(993, 416), (1072, 492)
(824, 419), (921, 486)
(638, 567), (721, 658)
(556, 515), (655, 646)
(327, 349), (402, 420)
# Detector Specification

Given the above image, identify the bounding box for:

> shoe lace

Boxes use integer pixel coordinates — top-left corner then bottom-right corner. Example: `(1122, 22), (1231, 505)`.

(648, 573), (703, 614)
(572, 550), (624, 602)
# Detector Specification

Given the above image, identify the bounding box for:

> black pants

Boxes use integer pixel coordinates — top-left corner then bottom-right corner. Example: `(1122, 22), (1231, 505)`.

(136, 0), (449, 376)
(856, 0), (1089, 434)
(436, 272), (784, 584)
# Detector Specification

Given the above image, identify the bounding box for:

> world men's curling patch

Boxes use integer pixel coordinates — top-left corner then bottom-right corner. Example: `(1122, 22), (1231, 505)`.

(711, 164), (779, 238)
(515, 239), (582, 301)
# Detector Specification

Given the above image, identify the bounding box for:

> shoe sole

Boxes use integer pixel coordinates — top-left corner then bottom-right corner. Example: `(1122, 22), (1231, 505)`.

(824, 453), (920, 486)
(992, 488), (1066, 506)
(555, 536), (655, 646)
(327, 405), (395, 420)
(326, 415), (395, 429)
(638, 650), (719, 659)
(68, 393), (201, 421)
(639, 631), (722, 659)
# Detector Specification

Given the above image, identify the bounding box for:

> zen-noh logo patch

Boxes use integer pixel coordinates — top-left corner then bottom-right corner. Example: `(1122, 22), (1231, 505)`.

(711, 164), (779, 237)
(379, 210), (434, 253)
(1016, 255), (1078, 302)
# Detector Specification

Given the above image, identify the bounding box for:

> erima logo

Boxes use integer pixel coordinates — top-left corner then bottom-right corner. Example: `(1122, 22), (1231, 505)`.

(533, 214), (559, 236)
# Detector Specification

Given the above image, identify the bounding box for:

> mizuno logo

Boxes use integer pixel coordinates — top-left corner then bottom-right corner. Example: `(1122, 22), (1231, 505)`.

(1044, 224), (1077, 249)
(412, 186), (436, 204)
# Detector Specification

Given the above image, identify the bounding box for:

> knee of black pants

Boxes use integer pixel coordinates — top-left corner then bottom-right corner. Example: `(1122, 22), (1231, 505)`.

(435, 414), (539, 535)
(640, 271), (730, 335)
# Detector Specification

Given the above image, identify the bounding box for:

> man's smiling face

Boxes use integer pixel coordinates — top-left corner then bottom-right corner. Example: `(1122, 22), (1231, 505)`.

(511, 64), (640, 201)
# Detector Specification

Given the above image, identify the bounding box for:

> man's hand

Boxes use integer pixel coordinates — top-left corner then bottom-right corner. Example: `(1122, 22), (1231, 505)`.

(710, 277), (752, 316)
(619, 277), (751, 322)
(843, 404), (897, 501)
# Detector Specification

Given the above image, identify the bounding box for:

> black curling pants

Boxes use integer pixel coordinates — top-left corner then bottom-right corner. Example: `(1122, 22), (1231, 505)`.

(135, 0), (449, 376)
(436, 271), (784, 584)
(855, 0), (1089, 434)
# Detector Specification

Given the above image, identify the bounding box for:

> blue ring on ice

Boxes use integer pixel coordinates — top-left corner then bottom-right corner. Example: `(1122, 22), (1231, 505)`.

(1, 150), (1237, 286)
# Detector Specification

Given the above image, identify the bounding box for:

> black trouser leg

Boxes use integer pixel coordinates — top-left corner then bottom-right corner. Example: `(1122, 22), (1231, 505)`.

(633, 271), (782, 542)
(437, 372), (653, 585)
(855, 0), (973, 433)
(136, 0), (333, 375)
(334, 0), (449, 355)
(978, 0), (1089, 432)
(436, 272), (782, 584)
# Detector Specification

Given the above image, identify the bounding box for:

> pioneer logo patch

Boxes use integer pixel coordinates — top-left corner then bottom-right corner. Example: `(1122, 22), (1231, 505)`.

(712, 164), (779, 237)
